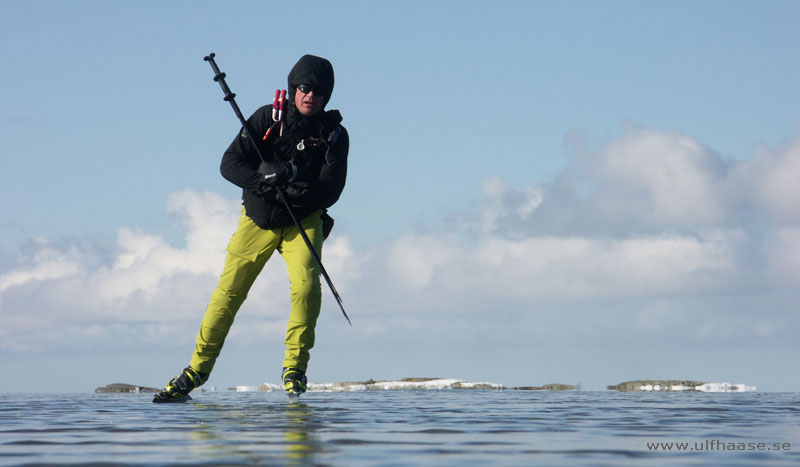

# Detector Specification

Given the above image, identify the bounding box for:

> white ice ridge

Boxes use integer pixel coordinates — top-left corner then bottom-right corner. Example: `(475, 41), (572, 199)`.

(233, 385), (264, 392)
(638, 382), (757, 392)
(251, 379), (503, 392)
(694, 383), (757, 392)
(309, 378), (504, 392)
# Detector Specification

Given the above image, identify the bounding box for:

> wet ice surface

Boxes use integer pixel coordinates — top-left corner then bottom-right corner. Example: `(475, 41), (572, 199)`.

(1, 391), (797, 466)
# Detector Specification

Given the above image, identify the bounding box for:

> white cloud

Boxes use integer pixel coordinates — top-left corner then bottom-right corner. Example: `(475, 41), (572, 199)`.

(386, 233), (460, 289)
(0, 239), (85, 293)
(475, 127), (799, 238)
(0, 191), (238, 348)
(592, 127), (729, 227)
(321, 234), (365, 288)
(376, 230), (740, 303)
(88, 189), (241, 306)
(477, 177), (543, 235)
(736, 139), (800, 224)
(768, 228), (800, 286)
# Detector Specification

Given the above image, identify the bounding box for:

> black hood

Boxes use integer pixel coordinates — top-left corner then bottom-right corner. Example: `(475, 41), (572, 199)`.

(287, 54), (335, 109)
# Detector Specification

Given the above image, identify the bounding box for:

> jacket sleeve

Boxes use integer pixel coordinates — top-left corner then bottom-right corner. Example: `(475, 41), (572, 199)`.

(315, 126), (349, 209)
(219, 105), (273, 192)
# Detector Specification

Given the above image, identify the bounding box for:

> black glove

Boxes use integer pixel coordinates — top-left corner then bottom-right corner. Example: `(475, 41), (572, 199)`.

(253, 183), (278, 201)
(254, 161), (296, 198)
(257, 161), (296, 186)
(285, 182), (317, 206)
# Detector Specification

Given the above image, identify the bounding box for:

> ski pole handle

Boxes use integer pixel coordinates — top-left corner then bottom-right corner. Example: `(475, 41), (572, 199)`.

(204, 52), (252, 137)
(204, 53), (236, 102)
(204, 52), (260, 159)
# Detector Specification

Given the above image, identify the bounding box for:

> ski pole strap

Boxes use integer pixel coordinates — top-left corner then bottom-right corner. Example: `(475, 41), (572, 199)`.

(278, 90), (286, 119)
(266, 89), (287, 140)
(278, 89), (286, 136)
(262, 120), (280, 141)
(272, 90), (280, 121)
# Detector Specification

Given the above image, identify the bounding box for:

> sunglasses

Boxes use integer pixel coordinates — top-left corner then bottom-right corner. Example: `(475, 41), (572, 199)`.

(297, 84), (325, 96)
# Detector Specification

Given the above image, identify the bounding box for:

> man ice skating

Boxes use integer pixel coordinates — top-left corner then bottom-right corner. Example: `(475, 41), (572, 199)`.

(154, 54), (349, 402)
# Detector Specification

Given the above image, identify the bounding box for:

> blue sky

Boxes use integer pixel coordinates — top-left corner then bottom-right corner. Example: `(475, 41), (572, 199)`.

(1, 1), (799, 392)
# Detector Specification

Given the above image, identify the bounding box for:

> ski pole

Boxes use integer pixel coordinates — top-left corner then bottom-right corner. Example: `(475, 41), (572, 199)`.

(203, 52), (351, 326)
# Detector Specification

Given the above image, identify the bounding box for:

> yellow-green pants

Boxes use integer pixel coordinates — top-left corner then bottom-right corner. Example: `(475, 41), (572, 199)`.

(189, 208), (323, 375)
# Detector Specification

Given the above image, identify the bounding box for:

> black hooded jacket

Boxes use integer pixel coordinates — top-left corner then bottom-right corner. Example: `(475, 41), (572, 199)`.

(219, 55), (349, 230)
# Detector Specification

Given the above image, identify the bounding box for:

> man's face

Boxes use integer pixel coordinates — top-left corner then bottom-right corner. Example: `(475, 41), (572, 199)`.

(294, 84), (325, 116)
